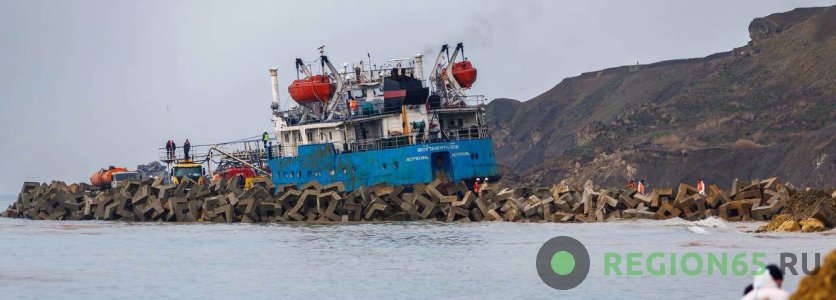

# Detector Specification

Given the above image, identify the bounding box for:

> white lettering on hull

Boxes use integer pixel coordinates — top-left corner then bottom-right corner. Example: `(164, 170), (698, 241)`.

(416, 143), (460, 153)
(406, 156), (430, 162)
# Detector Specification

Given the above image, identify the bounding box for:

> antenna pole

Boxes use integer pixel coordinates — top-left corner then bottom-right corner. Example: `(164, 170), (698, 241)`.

(166, 104), (173, 140)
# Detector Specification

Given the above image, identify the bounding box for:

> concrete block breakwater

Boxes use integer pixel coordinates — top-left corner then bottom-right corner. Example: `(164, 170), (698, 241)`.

(2, 176), (833, 228)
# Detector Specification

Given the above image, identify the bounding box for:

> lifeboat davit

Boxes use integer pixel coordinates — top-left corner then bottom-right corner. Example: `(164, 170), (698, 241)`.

(451, 60), (477, 88)
(288, 75), (333, 104)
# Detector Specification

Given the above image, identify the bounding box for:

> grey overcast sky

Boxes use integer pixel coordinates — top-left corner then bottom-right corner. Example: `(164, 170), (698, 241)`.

(0, 0), (833, 192)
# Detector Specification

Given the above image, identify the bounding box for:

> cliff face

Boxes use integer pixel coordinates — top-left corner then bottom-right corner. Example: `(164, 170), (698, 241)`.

(488, 6), (836, 188)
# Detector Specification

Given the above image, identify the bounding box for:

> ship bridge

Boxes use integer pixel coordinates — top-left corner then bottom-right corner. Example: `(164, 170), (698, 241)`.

(271, 95), (489, 157)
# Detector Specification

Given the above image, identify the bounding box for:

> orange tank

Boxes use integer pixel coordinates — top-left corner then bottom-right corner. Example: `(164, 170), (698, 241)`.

(90, 167), (127, 186)
(450, 60), (477, 88)
(288, 75), (333, 104)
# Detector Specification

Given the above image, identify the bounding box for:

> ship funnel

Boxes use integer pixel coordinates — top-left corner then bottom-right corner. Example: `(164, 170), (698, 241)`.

(269, 68), (280, 111)
(414, 54), (424, 81)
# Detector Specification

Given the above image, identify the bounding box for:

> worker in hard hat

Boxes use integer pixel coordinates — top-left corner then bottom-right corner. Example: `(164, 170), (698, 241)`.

(697, 179), (706, 195)
(637, 179), (646, 195)
(473, 178), (480, 194)
(262, 131), (269, 149)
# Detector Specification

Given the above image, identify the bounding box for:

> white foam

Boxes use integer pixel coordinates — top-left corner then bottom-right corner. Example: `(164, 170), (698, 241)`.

(687, 225), (710, 235)
(691, 216), (729, 228)
(656, 217), (692, 226)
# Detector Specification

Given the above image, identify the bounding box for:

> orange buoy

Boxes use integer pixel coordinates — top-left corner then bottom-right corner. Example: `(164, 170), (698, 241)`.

(288, 75), (333, 104)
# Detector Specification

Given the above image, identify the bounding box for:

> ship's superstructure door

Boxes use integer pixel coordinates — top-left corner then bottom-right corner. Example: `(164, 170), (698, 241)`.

(431, 151), (453, 181)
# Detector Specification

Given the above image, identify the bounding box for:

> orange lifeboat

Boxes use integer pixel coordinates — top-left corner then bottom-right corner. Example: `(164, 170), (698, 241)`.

(288, 75), (333, 104)
(451, 60), (477, 88)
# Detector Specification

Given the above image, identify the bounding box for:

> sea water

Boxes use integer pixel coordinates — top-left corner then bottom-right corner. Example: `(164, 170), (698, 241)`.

(0, 194), (833, 299)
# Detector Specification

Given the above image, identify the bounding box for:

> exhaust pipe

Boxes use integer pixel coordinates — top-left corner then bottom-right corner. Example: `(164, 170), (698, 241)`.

(414, 54), (424, 81)
(269, 68), (280, 111)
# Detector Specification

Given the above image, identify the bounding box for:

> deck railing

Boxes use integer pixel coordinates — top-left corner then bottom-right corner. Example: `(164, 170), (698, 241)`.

(270, 125), (491, 158)
(429, 95), (487, 110)
(277, 95), (488, 126)
(158, 139), (269, 163)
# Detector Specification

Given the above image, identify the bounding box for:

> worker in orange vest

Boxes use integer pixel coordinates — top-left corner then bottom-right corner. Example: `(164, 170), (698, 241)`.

(350, 98), (358, 116)
(697, 179), (706, 195)
(627, 179), (636, 190)
(473, 178), (480, 194)
(637, 179), (646, 195)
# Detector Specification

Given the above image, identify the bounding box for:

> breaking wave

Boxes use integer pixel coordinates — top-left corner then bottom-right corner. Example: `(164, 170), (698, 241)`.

(691, 217), (729, 228)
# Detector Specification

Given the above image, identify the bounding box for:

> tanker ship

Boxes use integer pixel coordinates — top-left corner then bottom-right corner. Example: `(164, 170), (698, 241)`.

(266, 43), (498, 190)
(158, 43), (498, 191)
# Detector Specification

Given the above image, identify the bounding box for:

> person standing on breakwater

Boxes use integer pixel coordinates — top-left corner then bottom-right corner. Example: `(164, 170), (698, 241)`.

(473, 178), (480, 194)
(627, 179), (636, 190)
(183, 139), (191, 160)
(697, 179), (706, 195)
(637, 179), (646, 195)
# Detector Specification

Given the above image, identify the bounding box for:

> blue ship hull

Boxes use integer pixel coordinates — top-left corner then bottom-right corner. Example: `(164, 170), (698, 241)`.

(268, 138), (498, 191)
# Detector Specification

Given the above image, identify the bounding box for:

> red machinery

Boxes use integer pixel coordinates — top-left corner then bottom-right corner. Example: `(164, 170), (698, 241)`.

(220, 166), (256, 179)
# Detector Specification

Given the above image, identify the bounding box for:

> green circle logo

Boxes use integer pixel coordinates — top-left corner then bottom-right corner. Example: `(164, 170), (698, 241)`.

(536, 236), (590, 290)
(550, 251), (575, 275)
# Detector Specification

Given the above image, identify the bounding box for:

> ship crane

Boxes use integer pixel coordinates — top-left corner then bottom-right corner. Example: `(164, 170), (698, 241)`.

(288, 46), (347, 122)
(294, 58), (314, 78)
(429, 44), (449, 96)
(320, 50), (346, 121)
(430, 43), (477, 107)
(444, 43), (466, 95)
(290, 58), (320, 124)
